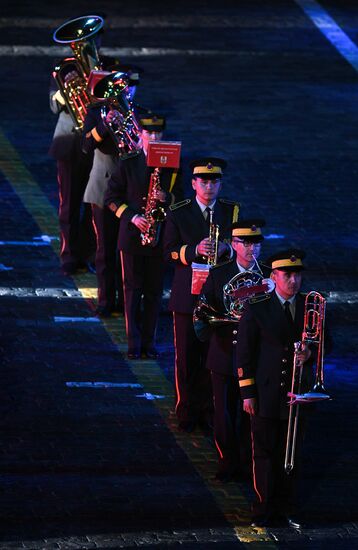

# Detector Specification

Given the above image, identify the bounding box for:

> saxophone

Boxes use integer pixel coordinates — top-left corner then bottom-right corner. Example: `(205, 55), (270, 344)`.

(140, 168), (166, 247)
(52, 15), (104, 131)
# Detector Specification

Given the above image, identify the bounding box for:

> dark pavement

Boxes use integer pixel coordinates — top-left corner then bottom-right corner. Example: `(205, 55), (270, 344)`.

(0, 1), (357, 548)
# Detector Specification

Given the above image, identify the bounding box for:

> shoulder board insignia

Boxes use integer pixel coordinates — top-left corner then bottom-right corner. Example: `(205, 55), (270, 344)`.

(218, 198), (240, 206)
(169, 198), (191, 211)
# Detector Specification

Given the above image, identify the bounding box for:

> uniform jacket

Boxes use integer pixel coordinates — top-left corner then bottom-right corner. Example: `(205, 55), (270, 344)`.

(104, 151), (183, 256)
(164, 198), (240, 314)
(236, 291), (315, 419)
(82, 104), (119, 207)
(201, 259), (271, 376)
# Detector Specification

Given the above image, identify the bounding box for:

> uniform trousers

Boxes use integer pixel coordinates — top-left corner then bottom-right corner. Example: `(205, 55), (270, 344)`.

(121, 251), (164, 352)
(250, 415), (305, 516)
(91, 204), (124, 312)
(211, 371), (252, 475)
(173, 312), (212, 424)
(57, 139), (95, 266)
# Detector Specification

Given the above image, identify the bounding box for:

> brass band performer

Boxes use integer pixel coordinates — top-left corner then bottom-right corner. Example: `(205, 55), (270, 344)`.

(198, 219), (271, 481)
(163, 158), (240, 433)
(236, 250), (318, 528)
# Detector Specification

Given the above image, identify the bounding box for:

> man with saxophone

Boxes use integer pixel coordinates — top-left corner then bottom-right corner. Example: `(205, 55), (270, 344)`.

(236, 250), (315, 528)
(163, 158), (240, 433)
(198, 219), (271, 482)
(104, 114), (183, 359)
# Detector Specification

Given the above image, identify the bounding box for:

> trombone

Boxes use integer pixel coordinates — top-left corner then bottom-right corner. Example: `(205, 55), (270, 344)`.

(284, 291), (331, 474)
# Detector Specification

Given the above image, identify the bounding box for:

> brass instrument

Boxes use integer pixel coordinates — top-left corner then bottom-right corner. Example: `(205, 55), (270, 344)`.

(207, 209), (219, 266)
(96, 72), (142, 160)
(52, 15), (104, 130)
(140, 168), (166, 247)
(193, 271), (275, 330)
(284, 291), (330, 474)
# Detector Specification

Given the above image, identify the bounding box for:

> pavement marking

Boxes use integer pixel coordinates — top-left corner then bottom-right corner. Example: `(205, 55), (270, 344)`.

(0, 239), (52, 246)
(295, 0), (358, 71)
(0, 45), (278, 57)
(0, 129), (276, 546)
(0, 15), (312, 29)
(66, 382), (142, 389)
(53, 316), (100, 323)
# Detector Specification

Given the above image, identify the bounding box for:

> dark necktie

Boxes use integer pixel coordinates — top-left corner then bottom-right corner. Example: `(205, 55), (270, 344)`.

(284, 300), (294, 325)
(204, 207), (211, 227)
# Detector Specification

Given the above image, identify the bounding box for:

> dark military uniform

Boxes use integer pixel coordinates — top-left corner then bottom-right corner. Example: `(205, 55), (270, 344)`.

(237, 290), (314, 518)
(201, 258), (271, 478)
(82, 102), (123, 314)
(104, 151), (183, 353)
(49, 78), (95, 273)
(164, 197), (240, 426)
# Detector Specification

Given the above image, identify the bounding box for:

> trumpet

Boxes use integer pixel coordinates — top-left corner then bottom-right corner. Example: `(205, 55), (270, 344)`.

(284, 291), (331, 474)
(207, 209), (219, 266)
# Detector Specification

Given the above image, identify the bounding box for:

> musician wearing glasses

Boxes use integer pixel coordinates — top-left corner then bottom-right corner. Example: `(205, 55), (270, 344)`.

(81, 70), (140, 317)
(104, 114), (183, 360)
(236, 250), (315, 528)
(197, 219), (271, 482)
(163, 158), (240, 434)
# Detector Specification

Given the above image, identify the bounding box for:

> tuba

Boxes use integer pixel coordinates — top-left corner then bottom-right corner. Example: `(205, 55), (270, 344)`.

(94, 72), (142, 160)
(52, 15), (104, 130)
(140, 168), (166, 247)
(284, 291), (331, 474)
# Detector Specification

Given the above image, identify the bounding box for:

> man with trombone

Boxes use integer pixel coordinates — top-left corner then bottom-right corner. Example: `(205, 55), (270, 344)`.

(236, 249), (317, 528)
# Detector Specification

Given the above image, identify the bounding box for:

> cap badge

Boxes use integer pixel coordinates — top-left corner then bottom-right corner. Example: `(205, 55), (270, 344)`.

(251, 225), (257, 232)
(207, 163), (213, 171)
(290, 255), (297, 263)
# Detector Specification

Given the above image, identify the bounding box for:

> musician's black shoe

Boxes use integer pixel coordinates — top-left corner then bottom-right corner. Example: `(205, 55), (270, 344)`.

(62, 262), (77, 276)
(127, 349), (141, 360)
(178, 420), (196, 433)
(251, 513), (287, 528)
(285, 515), (305, 530)
(95, 306), (113, 318)
(141, 347), (160, 360)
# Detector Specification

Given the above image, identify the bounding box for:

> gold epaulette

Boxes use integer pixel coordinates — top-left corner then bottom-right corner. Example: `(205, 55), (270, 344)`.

(169, 199), (191, 211)
(218, 198), (240, 206)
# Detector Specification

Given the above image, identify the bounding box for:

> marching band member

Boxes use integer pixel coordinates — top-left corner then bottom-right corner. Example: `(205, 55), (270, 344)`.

(81, 70), (141, 317)
(236, 250), (314, 527)
(49, 15), (106, 276)
(199, 219), (270, 482)
(104, 114), (183, 359)
(163, 158), (240, 433)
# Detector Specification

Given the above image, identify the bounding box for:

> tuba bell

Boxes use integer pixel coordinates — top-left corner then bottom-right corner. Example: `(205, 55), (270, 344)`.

(52, 15), (104, 130)
(93, 72), (142, 160)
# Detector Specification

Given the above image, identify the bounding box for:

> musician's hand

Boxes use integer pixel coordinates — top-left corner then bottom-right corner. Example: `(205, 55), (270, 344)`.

(106, 109), (121, 125)
(217, 241), (230, 257)
(197, 238), (215, 257)
(243, 397), (257, 415)
(64, 70), (78, 85)
(153, 188), (167, 202)
(132, 215), (149, 232)
(296, 343), (311, 366)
